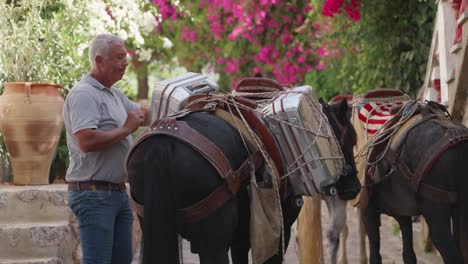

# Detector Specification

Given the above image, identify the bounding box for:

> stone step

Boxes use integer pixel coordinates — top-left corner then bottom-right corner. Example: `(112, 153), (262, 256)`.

(0, 258), (62, 264)
(0, 184), (71, 224)
(0, 222), (78, 261)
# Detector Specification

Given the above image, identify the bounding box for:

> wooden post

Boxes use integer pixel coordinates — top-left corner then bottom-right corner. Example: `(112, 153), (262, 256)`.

(297, 196), (324, 264)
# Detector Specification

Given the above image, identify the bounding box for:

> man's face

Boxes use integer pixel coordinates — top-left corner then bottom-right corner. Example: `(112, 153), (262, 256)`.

(99, 42), (128, 83)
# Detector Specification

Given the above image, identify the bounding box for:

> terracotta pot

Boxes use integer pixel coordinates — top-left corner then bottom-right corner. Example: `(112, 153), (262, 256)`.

(0, 82), (64, 185)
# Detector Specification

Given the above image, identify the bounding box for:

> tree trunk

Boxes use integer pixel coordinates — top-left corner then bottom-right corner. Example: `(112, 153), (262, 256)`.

(137, 74), (149, 100)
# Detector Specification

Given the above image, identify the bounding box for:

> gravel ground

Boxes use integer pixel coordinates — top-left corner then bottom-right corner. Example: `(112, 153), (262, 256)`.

(133, 201), (443, 263)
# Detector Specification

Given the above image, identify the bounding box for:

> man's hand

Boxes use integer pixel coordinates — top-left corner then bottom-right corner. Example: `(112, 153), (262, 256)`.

(124, 109), (145, 133)
(141, 107), (151, 126)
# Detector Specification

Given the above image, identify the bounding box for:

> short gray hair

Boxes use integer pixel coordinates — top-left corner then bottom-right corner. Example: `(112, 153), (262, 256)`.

(89, 34), (125, 69)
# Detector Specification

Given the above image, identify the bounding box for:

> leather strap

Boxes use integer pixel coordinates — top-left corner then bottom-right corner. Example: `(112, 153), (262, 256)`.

(363, 89), (404, 98)
(152, 118), (241, 193)
(384, 117), (468, 203)
(186, 99), (286, 198)
(384, 149), (416, 186)
(68, 181), (126, 191)
(419, 183), (457, 204)
(234, 77), (285, 92)
(179, 151), (263, 224)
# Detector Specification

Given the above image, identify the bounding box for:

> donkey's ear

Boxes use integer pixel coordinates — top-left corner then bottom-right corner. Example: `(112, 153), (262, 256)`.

(319, 97), (326, 104)
(338, 99), (349, 119)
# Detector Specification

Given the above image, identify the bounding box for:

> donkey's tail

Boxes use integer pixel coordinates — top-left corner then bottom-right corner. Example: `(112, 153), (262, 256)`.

(142, 139), (179, 264)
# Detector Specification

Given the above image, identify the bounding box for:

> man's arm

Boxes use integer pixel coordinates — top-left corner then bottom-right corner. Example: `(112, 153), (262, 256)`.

(75, 109), (144, 153)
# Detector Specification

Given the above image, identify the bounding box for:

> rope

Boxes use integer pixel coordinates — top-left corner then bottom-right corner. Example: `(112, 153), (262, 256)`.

(229, 91), (344, 180)
(181, 88), (347, 263)
(186, 90), (347, 185)
(224, 96), (286, 262)
(353, 99), (419, 166)
(221, 90), (344, 262)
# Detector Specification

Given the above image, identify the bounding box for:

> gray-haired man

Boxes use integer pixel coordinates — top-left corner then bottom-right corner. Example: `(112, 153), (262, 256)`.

(64, 33), (149, 264)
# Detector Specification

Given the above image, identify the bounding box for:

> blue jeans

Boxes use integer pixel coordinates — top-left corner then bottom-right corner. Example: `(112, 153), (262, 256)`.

(68, 190), (133, 264)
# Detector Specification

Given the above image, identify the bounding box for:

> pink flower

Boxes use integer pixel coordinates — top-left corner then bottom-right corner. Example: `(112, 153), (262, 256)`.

(303, 4), (314, 13)
(317, 47), (329, 57)
(280, 34), (292, 44)
(345, 5), (361, 21)
(322, 0), (361, 21)
(297, 55), (306, 64)
(181, 27), (199, 42)
(216, 58), (226, 65)
(224, 59), (239, 74)
(322, 0), (343, 17)
(296, 15), (304, 25)
(271, 49), (280, 59)
(316, 62), (325, 71)
(127, 49), (137, 58)
(226, 16), (236, 25)
(254, 46), (273, 63)
(228, 24), (245, 41)
(152, 0), (178, 20)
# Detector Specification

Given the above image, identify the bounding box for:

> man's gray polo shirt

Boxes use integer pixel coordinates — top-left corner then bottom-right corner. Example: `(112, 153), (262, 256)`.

(64, 74), (139, 183)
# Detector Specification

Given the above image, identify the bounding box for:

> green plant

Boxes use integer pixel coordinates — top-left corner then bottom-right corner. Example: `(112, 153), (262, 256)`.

(392, 222), (401, 236)
(0, 0), (46, 82)
(306, 0), (436, 99)
(49, 129), (69, 182)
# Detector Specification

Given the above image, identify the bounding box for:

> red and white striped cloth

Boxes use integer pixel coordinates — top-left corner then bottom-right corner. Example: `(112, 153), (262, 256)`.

(358, 101), (404, 134)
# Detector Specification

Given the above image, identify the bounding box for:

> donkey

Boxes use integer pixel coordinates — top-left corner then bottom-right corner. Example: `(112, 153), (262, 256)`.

(126, 99), (359, 264)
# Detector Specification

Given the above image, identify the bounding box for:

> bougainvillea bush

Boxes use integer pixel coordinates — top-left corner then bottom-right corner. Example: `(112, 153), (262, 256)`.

(152, 1), (326, 88)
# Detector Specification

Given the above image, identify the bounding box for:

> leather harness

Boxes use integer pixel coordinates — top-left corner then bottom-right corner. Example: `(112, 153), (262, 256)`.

(127, 101), (276, 224)
(370, 102), (468, 203)
(384, 115), (468, 203)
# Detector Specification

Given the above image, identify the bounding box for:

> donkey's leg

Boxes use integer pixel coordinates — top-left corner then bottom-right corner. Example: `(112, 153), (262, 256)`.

(324, 196), (347, 264)
(363, 205), (382, 264)
(191, 197), (238, 264)
(338, 224), (349, 264)
(198, 248), (230, 264)
(393, 215), (416, 264)
(230, 188), (250, 264)
(264, 195), (302, 264)
(421, 202), (464, 264)
(357, 208), (367, 264)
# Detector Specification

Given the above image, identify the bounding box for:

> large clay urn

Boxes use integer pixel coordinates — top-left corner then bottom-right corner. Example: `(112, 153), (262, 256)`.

(0, 82), (64, 185)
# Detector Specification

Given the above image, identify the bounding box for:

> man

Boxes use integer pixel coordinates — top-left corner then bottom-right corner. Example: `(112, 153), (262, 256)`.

(64, 34), (149, 264)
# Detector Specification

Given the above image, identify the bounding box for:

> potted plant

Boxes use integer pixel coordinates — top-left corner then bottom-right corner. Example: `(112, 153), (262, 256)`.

(0, 0), (89, 185)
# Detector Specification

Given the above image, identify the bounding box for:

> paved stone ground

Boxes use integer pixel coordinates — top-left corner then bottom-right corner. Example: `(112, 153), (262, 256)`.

(133, 201), (443, 263)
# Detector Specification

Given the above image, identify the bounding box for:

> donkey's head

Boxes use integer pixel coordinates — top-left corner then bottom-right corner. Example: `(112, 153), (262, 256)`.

(321, 98), (360, 200)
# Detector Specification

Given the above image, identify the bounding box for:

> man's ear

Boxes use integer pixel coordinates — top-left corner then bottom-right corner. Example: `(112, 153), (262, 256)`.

(95, 55), (104, 65)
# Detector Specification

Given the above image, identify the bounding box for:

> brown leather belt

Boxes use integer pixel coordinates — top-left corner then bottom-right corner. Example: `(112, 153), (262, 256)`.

(68, 181), (126, 191)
